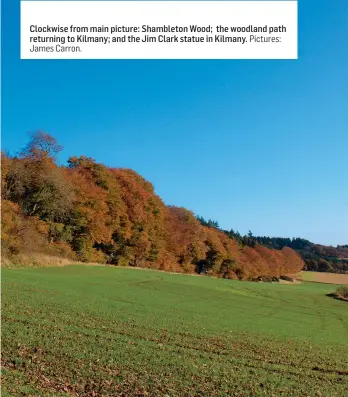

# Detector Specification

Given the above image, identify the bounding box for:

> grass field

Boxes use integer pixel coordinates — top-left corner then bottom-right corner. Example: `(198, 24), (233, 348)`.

(298, 271), (348, 285)
(2, 265), (348, 397)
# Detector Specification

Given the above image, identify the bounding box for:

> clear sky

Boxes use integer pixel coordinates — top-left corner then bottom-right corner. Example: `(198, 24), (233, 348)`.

(2, 0), (347, 246)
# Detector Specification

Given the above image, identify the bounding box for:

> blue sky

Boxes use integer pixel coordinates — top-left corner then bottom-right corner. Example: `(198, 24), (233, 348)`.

(2, 0), (348, 245)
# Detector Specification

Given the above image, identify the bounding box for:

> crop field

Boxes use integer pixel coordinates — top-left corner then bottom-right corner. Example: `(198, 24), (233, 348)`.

(298, 271), (348, 285)
(2, 265), (348, 397)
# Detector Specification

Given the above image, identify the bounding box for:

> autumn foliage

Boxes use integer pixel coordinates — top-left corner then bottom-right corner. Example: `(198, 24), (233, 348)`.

(1, 132), (304, 278)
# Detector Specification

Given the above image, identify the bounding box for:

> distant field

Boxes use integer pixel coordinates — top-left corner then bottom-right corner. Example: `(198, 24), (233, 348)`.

(2, 266), (348, 397)
(298, 271), (348, 284)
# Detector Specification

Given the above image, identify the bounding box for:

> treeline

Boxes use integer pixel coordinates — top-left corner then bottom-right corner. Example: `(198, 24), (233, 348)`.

(196, 218), (347, 274)
(251, 237), (348, 274)
(1, 132), (305, 279)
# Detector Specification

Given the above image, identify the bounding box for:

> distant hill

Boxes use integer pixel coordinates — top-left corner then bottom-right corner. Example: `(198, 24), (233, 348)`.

(195, 220), (348, 275)
(1, 131), (304, 279)
(251, 237), (348, 274)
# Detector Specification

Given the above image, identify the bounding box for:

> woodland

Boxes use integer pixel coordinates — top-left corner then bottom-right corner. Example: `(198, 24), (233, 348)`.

(3, 131), (341, 279)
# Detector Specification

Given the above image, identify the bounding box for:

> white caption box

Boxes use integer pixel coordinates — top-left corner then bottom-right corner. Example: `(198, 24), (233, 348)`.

(21, 1), (298, 59)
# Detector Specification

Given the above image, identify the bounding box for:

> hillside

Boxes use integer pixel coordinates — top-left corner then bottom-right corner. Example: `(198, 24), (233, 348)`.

(251, 237), (348, 274)
(2, 265), (348, 396)
(1, 131), (304, 279)
(197, 216), (348, 275)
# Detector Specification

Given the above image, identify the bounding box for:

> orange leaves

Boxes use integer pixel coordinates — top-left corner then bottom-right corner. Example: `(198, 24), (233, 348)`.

(68, 168), (112, 244)
(2, 135), (304, 276)
(281, 246), (304, 273)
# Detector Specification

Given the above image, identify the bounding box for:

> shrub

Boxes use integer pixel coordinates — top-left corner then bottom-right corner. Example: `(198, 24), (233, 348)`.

(280, 275), (293, 282)
(336, 286), (348, 300)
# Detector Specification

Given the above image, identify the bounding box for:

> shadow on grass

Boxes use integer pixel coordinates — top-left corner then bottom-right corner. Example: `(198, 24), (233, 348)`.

(326, 293), (348, 302)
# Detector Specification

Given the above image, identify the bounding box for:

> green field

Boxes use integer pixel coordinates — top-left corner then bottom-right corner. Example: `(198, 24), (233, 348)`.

(2, 265), (348, 397)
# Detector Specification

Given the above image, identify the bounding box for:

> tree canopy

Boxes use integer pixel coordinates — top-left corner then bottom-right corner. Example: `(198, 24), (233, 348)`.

(1, 132), (316, 278)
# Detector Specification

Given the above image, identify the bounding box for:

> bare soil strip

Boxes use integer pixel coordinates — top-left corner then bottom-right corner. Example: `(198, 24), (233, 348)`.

(298, 271), (348, 285)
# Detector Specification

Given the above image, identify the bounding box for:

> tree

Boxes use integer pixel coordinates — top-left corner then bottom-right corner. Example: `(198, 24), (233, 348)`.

(2, 132), (310, 276)
(4, 134), (74, 222)
(5, 158), (73, 222)
(21, 131), (63, 161)
(220, 259), (237, 279)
